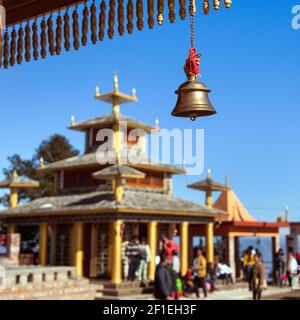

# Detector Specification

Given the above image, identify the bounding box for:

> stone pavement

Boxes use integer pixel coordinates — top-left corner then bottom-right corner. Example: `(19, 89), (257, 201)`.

(120, 286), (294, 300)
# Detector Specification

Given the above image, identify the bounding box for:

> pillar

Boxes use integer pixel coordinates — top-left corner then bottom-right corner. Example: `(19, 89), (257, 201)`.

(206, 223), (214, 263)
(90, 223), (99, 278)
(50, 225), (57, 266)
(7, 224), (16, 234)
(111, 220), (123, 284)
(9, 187), (18, 208)
(205, 189), (214, 263)
(180, 222), (189, 277)
(227, 234), (236, 282)
(74, 222), (84, 277)
(147, 221), (157, 281)
(39, 223), (48, 266)
(115, 176), (123, 202)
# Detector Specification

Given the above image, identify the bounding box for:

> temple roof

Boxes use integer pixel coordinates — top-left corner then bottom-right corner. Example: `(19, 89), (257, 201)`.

(0, 189), (228, 218)
(188, 170), (227, 192)
(213, 188), (256, 222)
(69, 113), (155, 133)
(38, 149), (185, 174)
(93, 165), (145, 180)
(0, 172), (39, 189)
(188, 176), (226, 192)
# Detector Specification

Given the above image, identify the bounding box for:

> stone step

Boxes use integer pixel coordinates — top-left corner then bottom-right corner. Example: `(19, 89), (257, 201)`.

(0, 279), (98, 300)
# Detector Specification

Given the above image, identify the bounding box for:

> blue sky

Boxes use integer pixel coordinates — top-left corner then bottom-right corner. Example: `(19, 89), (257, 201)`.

(0, 0), (299, 221)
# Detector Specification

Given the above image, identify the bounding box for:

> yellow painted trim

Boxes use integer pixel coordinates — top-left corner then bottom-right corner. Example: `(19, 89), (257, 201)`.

(180, 222), (189, 277)
(74, 222), (84, 277)
(206, 223), (214, 263)
(147, 221), (157, 281)
(111, 220), (123, 284)
(9, 187), (18, 208)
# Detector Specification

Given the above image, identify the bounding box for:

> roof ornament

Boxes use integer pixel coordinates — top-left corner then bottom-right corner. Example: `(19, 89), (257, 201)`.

(132, 88), (136, 99)
(155, 118), (159, 130)
(12, 169), (18, 178)
(207, 168), (212, 179)
(225, 174), (230, 189)
(40, 156), (45, 168)
(114, 72), (119, 90)
(95, 86), (100, 97)
(70, 115), (76, 127)
(285, 206), (289, 222)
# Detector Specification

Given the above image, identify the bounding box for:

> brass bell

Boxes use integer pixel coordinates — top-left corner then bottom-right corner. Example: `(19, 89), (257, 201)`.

(171, 79), (216, 121)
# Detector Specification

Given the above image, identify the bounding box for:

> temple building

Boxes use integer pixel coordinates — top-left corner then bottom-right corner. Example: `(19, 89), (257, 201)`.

(188, 172), (289, 279)
(0, 75), (227, 284)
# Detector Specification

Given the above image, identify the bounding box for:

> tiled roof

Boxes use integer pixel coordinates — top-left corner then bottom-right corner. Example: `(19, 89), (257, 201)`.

(0, 176), (39, 189)
(69, 113), (154, 132)
(188, 177), (226, 191)
(0, 189), (227, 217)
(38, 149), (185, 174)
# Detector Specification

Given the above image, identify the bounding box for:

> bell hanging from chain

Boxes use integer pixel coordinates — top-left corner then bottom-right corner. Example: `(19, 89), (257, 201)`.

(171, 0), (216, 121)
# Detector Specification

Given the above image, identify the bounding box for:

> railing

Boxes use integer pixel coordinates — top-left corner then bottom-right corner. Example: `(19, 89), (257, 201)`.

(4, 266), (76, 288)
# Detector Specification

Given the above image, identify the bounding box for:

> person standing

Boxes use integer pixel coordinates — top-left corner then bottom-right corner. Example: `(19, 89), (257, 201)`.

(252, 252), (265, 300)
(244, 247), (255, 291)
(170, 250), (180, 299)
(193, 248), (207, 298)
(154, 254), (173, 300)
(274, 248), (285, 288)
(138, 237), (151, 284)
(127, 236), (141, 281)
(287, 249), (298, 287)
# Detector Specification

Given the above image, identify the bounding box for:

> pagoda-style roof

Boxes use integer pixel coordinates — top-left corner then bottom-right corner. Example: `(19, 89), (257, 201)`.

(69, 113), (155, 133)
(93, 165), (145, 180)
(0, 172), (39, 189)
(188, 176), (226, 192)
(214, 188), (256, 222)
(37, 149), (185, 174)
(0, 189), (227, 219)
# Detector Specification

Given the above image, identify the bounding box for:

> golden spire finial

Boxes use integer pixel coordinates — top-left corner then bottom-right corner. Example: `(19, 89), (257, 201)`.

(207, 168), (212, 179)
(40, 156), (45, 168)
(12, 170), (18, 178)
(70, 115), (75, 127)
(114, 72), (119, 90)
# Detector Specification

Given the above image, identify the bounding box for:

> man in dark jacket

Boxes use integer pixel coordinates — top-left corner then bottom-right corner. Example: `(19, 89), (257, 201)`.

(154, 254), (173, 300)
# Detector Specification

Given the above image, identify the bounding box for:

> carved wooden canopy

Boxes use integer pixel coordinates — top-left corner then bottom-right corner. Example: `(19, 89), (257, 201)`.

(0, 0), (232, 69)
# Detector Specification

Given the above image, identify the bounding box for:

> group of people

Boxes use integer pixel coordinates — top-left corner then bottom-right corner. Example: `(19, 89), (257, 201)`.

(154, 235), (235, 300)
(274, 248), (299, 288)
(121, 236), (151, 284)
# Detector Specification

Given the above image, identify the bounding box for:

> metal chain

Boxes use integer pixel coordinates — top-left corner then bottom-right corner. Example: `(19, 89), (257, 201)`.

(189, 0), (196, 48)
